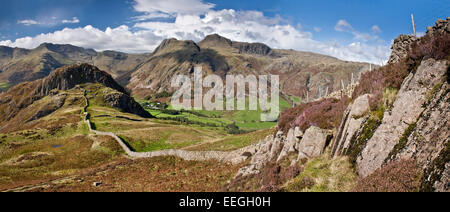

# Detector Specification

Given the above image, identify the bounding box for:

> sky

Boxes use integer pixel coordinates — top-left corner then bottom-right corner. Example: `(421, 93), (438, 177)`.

(0, 0), (448, 64)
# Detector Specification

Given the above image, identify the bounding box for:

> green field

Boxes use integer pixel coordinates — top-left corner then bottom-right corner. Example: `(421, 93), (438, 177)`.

(139, 96), (292, 132)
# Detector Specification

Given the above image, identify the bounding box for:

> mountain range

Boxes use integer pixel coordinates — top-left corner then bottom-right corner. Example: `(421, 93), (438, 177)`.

(0, 34), (373, 101)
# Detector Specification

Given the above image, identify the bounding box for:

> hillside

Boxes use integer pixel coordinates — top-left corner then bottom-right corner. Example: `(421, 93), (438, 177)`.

(127, 34), (373, 100)
(0, 35), (373, 103)
(0, 63), (152, 133)
(223, 18), (450, 192)
(0, 43), (149, 90)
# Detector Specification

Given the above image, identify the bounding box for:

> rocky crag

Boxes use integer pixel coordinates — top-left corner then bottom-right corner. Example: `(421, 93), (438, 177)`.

(228, 18), (449, 192)
(0, 64), (152, 132)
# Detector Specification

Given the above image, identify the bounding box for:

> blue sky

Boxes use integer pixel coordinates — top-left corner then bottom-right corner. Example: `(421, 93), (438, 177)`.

(0, 0), (448, 64)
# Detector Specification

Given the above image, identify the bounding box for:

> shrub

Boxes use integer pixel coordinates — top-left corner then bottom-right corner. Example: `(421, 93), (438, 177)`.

(409, 32), (450, 62)
(353, 159), (422, 192)
(353, 61), (410, 110)
(278, 96), (350, 133)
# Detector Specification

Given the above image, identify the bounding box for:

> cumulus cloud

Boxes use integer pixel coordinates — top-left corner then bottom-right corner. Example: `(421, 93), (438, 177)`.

(0, 25), (163, 53)
(62, 17), (80, 24)
(3, 4), (391, 64)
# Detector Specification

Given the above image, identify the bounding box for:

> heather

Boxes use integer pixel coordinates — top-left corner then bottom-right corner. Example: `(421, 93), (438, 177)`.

(279, 31), (450, 133)
(353, 159), (422, 192)
(278, 96), (350, 133)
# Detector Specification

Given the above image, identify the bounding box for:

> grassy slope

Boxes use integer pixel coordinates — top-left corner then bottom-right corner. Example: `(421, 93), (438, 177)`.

(139, 95), (291, 132)
(0, 87), (124, 189)
(282, 151), (358, 192)
(0, 82), (278, 191)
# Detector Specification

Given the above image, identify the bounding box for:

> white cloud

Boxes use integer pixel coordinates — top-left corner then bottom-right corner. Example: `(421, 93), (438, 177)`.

(313, 27), (322, 32)
(133, 0), (215, 21)
(62, 17), (80, 24)
(371, 25), (382, 34)
(3, 6), (391, 65)
(17, 19), (40, 26)
(0, 25), (163, 53)
(334, 19), (381, 42)
(335, 20), (353, 32)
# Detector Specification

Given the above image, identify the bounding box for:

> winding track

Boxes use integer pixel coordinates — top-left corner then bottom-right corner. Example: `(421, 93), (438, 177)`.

(81, 89), (254, 165)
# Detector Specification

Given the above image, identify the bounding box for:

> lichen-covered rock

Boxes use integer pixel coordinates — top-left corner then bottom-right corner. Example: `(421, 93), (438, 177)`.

(294, 126), (303, 139)
(236, 132), (283, 177)
(389, 81), (449, 191)
(277, 128), (299, 162)
(357, 59), (448, 177)
(236, 126), (332, 178)
(296, 126), (332, 161)
(331, 94), (371, 157)
(434, 163), (450, 192)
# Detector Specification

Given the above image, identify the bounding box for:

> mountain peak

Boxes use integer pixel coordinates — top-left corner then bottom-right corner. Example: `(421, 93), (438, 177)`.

(198, 34), (232, 48)
(153, 38), (200, 55)
(36, 43), (95, 55)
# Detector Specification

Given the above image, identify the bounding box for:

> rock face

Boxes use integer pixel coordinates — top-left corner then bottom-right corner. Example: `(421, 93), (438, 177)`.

(277, 129), (298, 162)
(104, 92), (153, 118)
(387, 35), (419, 64)
(390, 81), (449, 191)
(232, 42), (272, 56)
(237, 126), (331, 178)
(357, 59), (448, 178)
(237, 131), (285, 177)
(36, 63), (127, 96)
(296, 126), (332, 161)
(331, 94), (371, 157)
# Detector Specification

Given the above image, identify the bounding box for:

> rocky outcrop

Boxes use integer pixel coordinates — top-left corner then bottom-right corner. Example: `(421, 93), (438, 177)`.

(104, 92), (153, 118)
(277, 129), (299, 162)
(236, 126), (332, 178)
(387, 35), (419, 65)
(36, 63), (126, 96)
(295, 126), (332, 161)
(331, 94), (371, 157)
(237, 131), (285, 177)
(27, 94), (66, 122)
(0, 64), (153, 130)
(357, 59), (448, 178)
(232, 42), (272, 56)
(389, 81), (449, 191)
